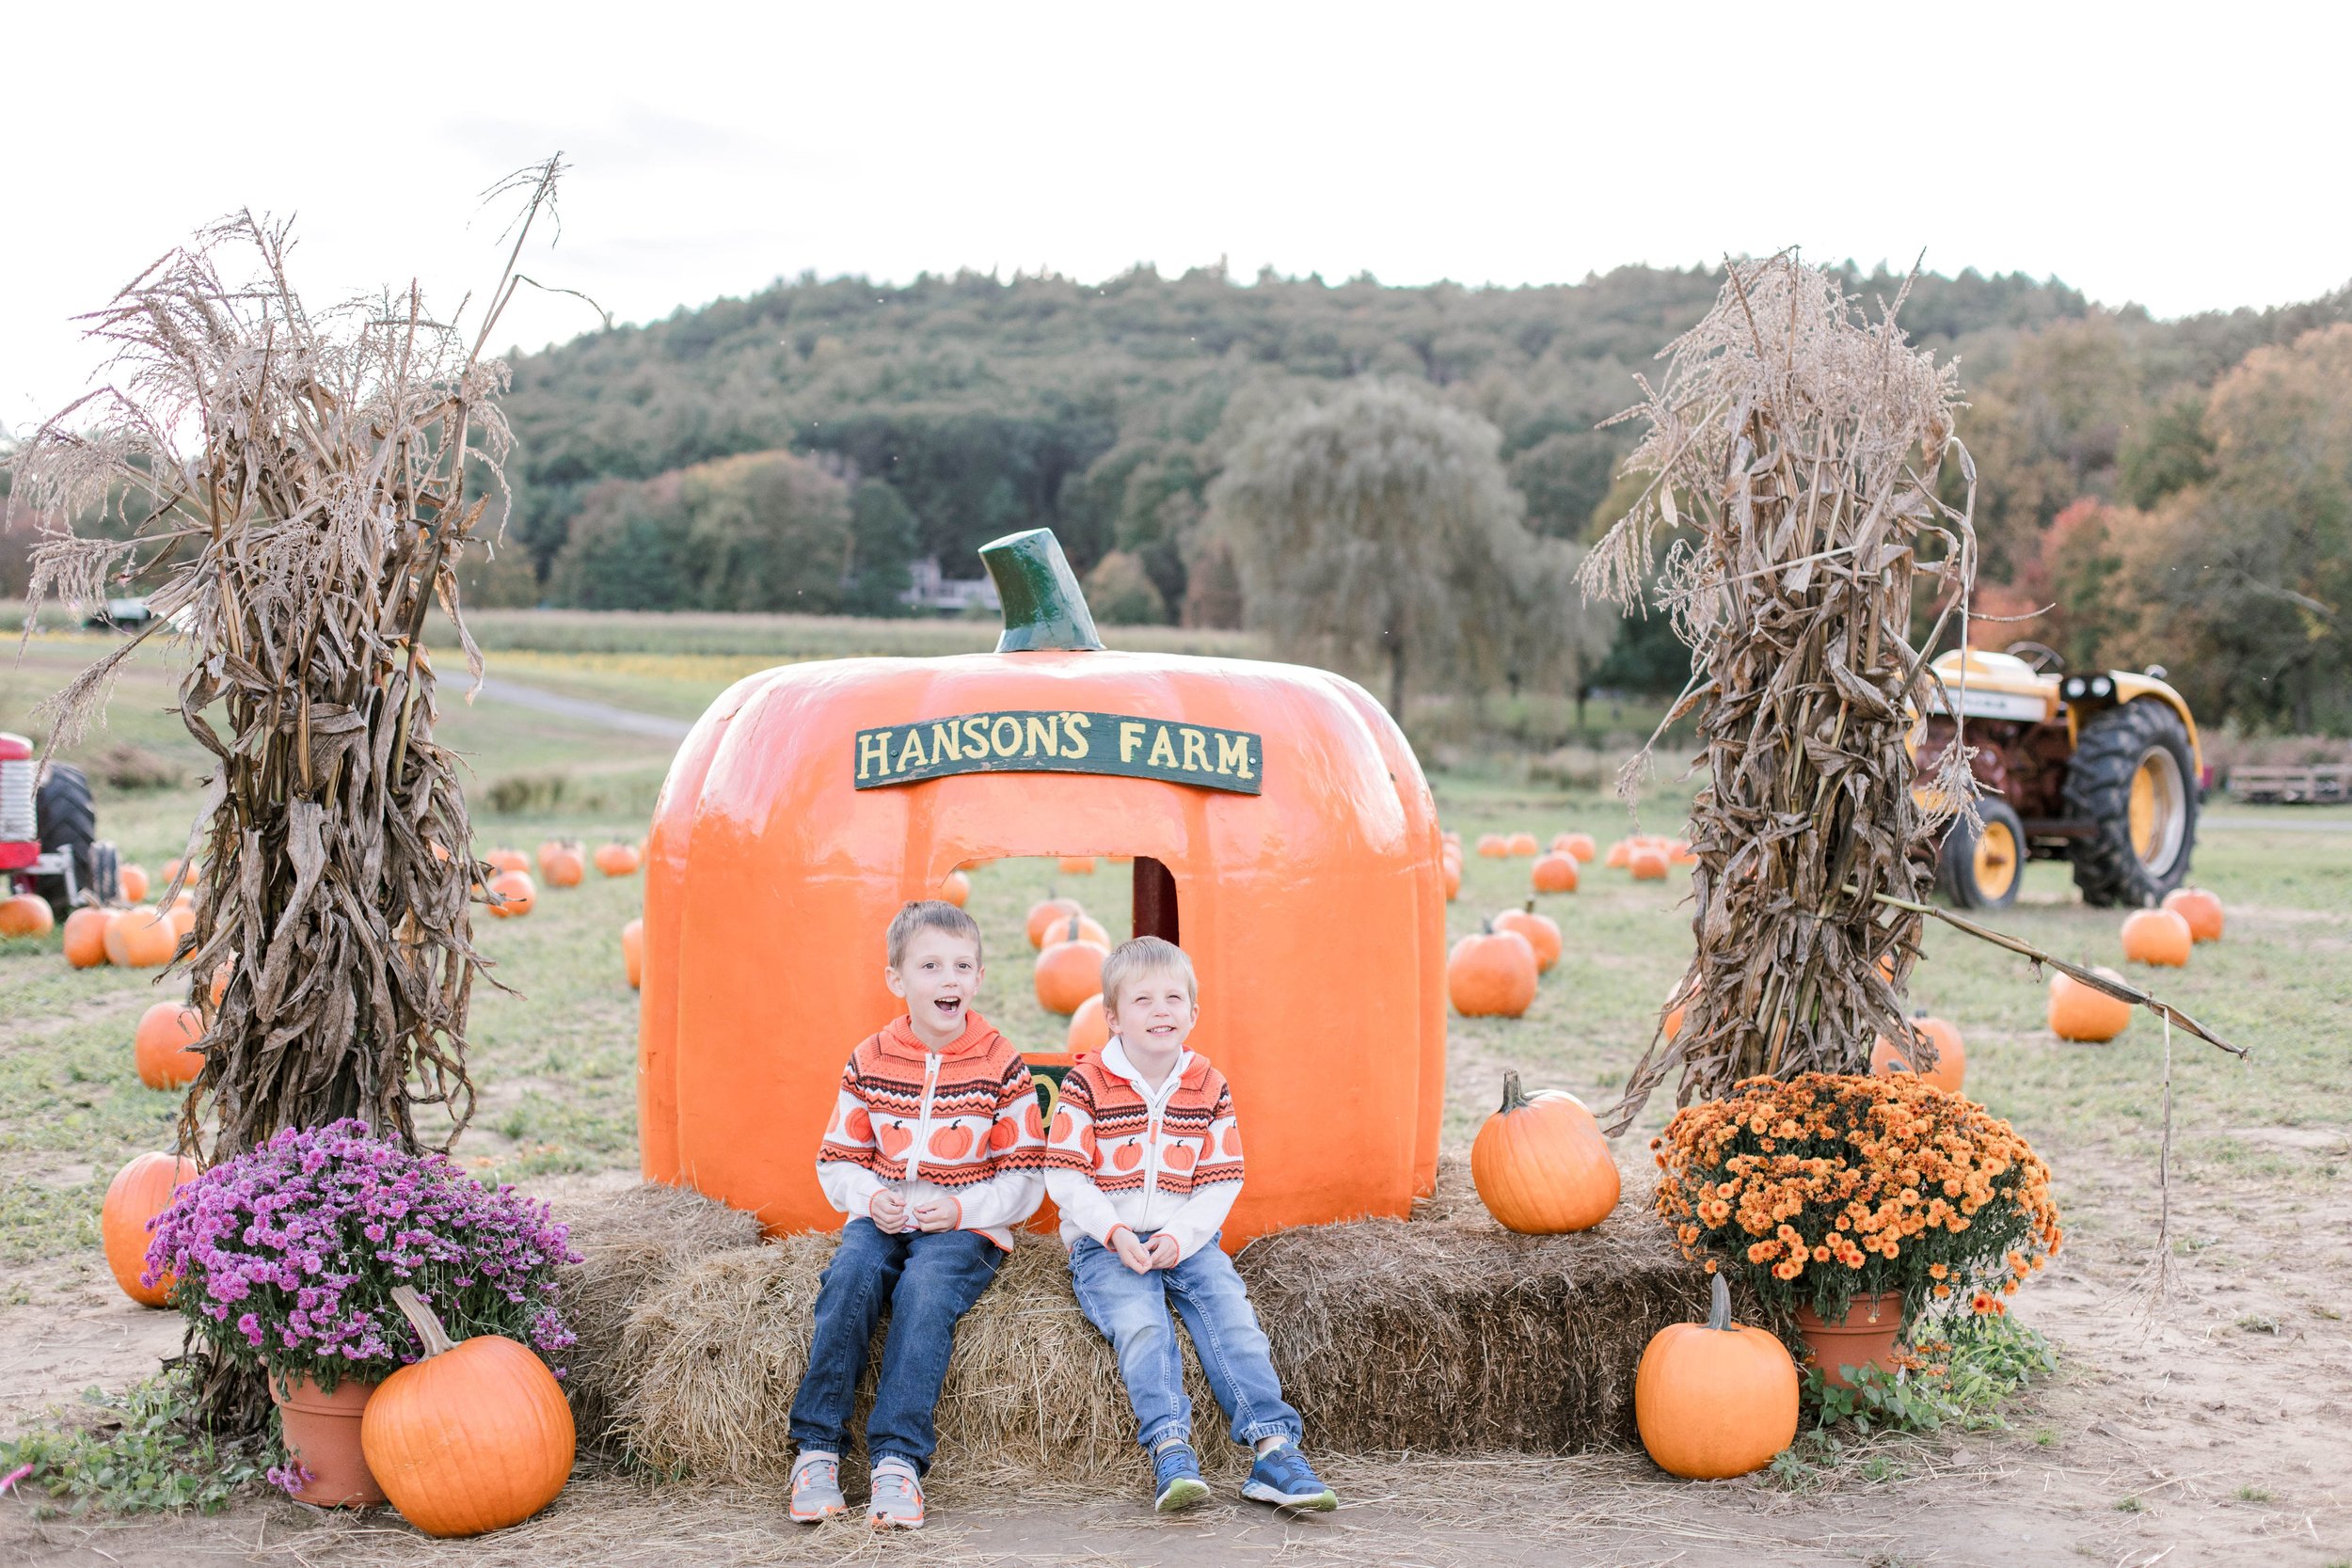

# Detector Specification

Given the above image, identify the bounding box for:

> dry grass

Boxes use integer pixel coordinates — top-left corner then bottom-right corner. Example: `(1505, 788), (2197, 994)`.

(568, 1159), (1712, 1493)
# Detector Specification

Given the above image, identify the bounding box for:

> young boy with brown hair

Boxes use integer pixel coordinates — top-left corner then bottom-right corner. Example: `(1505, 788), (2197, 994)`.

(787, 899), (1046, 1529)
(1041, 936), (1338, 1513)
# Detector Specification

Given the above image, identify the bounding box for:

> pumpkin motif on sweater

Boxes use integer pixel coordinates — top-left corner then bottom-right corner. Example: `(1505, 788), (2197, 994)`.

(818, 1012), (1049, 1189)
(1043, 1049), (1245, 1193)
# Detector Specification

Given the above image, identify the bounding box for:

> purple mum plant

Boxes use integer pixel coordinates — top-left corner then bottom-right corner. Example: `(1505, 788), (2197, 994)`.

(146, 1120), (580, 1393)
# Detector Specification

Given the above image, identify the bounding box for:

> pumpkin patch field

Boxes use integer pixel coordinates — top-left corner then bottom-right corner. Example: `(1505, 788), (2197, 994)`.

(5, 626), (2351, 1567)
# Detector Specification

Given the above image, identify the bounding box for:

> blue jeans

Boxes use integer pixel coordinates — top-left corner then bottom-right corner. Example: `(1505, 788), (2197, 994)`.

(1069, 1232), (1304, 1452)
(787, 1219), (1005, 1476)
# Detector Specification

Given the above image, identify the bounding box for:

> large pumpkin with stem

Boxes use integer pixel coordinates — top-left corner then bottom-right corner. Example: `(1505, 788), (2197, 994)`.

(102, 1151), (199, 1307)
(640, 528), (1446, 1243)
(63, 906), (111, 967)
(1448, 924), (1539, 1018)
(1869, 1015), (1965, 1094)
(593, 841), (642, 878)
(2120, 908), (2191, 967)
(1530, 852), (1579, 895)
(103, 905), (176, 968)
(0, 893), (55, 938)
(362, 1285), (575, 1537)
(1025, 896), (1085, 949)
(1470, 1070), (1618, 1232)
(1634, 1273), (1798, 1479)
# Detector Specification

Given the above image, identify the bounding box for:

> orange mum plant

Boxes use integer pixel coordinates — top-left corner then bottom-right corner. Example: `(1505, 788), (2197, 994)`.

(1652, 1073), (2060, 1329)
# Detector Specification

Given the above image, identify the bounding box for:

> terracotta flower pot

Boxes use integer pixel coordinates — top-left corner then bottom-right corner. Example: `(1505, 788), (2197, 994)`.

(271, 1371), (386, 1506)
(1793, 1291), (1904, 1389)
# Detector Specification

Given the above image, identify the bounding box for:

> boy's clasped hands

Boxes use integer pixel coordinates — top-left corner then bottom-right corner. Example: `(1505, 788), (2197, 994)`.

(1112, 1227), (1183, 1272)
(865, 1191), (960, 1233)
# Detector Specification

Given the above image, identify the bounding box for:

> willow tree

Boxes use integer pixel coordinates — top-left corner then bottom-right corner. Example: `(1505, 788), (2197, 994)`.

(1206, 378), (1530, 714)
(6, 164), (564, 1163)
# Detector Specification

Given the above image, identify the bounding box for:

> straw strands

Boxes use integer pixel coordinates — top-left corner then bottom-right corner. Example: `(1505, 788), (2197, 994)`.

(4, 165), (566, 1159)
(1581, 254), (1985, 1131)
(558, 1163), (1711, 1489)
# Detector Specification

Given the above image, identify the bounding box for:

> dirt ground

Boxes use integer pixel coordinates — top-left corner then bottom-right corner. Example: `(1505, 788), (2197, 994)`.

(8, 1131), (2348, 1568)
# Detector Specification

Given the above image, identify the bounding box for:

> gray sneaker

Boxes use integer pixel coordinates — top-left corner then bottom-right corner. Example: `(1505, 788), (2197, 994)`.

(788, 1451), (845, 1523)
(867, 1462), (926, 1529)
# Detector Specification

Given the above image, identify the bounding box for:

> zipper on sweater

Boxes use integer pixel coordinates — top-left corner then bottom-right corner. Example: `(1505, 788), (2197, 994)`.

(905, 1051), (942, 1182)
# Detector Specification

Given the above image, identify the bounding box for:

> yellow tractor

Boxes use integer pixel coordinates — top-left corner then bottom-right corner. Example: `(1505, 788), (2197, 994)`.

(1915, 645), (2201, 910)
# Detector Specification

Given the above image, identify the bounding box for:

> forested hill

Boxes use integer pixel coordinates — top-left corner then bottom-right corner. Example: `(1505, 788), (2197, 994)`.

(500, 263), (2088, 596)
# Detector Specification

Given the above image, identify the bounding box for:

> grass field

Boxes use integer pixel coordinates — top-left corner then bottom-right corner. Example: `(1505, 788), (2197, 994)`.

(4, 626), (2349, 1564)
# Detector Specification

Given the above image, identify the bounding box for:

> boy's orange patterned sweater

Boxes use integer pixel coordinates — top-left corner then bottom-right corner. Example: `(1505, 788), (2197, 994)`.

(1039, 1040), (1244, 1260)
(816, 1010), (1047, 1247)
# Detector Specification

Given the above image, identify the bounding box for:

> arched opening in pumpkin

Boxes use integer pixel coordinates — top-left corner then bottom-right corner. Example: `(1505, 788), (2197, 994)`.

(930, 853), (1182, 1065)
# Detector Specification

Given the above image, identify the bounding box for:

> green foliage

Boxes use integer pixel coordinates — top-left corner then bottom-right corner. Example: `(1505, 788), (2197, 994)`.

(0, 1370), (278, 1515)
(2119, 394), (2217, 508)
(1803, 1313), (2058, 1439)
(1083, 548), (1169, 625)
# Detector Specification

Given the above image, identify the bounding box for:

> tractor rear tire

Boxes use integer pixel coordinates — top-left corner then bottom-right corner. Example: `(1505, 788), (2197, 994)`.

(32, 763), (118, 919)
(2066, 700), (2197, 908)
(1937, 797), (2026, 911)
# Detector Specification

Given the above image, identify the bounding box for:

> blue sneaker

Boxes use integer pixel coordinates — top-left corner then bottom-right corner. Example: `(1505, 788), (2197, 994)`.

(1241, 1443), (1336, 1511)
(1151, 1437), (1210, 1513)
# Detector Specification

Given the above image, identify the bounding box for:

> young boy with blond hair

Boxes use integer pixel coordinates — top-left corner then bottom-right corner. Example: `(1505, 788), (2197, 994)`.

(787, 900), (1046, 1529)
(1041, 935), (1338, 1513)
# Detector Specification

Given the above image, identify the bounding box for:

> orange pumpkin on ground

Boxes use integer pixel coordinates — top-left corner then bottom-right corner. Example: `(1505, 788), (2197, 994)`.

(1531, 852), (1579, 895)
(1025, 896), (1085, 949)
(1066, 992), (1111, 1053)
(103, 1151), (199, 1307)
(1, 893), (56, 938)
(210, 957), (234, 1007)
(1476, 834), (1509, 859)
(622, 918), (644, 990)
(1494, 900), (1562, 974)
(1628, 846), (1671, 881)
(2121, 908), (2192, 967)
(63, 906), (112, 968)
(1605, 839), (1632, 869)
(1870, 1016), (1965, 1094)
(118, 863), (150, 902)
(1553, 832), (1597, 863)
(534, 840), (565, 876)
(1635, 1273), (1798, 1479)
(1505, 832), (1539, 857)
(594, 841), (643, 878)
(2161, 886), (2223, 942)
(2049, 967), (2133, 1042)
(135, 1002), (207, 1090)
(541, 845), (586, 888)
(103, 906), (176, 968)
(939, 869), (972, 908)
(1662, 986), (1688, 1041)
(1440, 854), (1462, 902)
(487, 871), (536, 919)
(361, 1286), (574, 1538)
(1448, 925), (1539, 1018)
(167, 902), (198, 943)
(1471, 1071), (1618, 1232)
(486, 847), (531, 877)
(1035, 915), (1109, 1015)
(1057, 855), (1097, 874)
(160, 857), (183, 883)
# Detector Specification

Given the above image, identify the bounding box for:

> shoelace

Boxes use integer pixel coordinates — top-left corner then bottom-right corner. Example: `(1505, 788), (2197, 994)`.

(795, 1459), (837, 1489)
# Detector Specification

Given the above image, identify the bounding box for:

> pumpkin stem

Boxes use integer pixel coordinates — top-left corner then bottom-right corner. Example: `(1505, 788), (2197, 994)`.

(1067, 913), (1081, 942)
(1522, 898), (1536, 915)
(980, 529), (1104, 655)
(1498, 1070), (1531, 1114)
(390, 1283), (458, 1359)
(1706, 1270), (1732, 1332)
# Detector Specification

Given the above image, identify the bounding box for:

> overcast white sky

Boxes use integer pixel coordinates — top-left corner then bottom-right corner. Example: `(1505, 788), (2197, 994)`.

(5, 1), (2346, 429)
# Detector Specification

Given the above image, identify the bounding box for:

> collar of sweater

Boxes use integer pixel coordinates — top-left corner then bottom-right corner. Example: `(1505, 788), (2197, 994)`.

(876, 1008), (1003, 1065)
(1099, 1036), (1209, 1098)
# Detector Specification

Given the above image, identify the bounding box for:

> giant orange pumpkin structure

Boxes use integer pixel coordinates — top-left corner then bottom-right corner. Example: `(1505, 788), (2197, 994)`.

(639, 531), (1446, 1243)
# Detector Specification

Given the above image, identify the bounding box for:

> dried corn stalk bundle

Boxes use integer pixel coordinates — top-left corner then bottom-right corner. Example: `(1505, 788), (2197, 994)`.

(7, 171), (560, 1159)
(1581, 255), (1983, 1132)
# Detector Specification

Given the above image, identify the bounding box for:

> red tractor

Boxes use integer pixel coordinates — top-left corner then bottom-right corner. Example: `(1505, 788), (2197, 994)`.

(1914, 647), (2201, 911)
(1, 731), (122, 918)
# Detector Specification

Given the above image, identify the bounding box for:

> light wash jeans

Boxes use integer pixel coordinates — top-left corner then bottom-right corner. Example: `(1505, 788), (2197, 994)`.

(787, 1218), (1004, 1476)
(1068, 1231), (1304, 1452)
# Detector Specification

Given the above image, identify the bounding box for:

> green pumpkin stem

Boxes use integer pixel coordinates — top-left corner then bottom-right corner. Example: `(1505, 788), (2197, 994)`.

(980, 529), (1104, 654)
(1522, 898), (1537, 915)
(1706, 1271), (1732, 1332)
(390, 1283), (457, 1359)
(1498, 1070), (1532, 1115)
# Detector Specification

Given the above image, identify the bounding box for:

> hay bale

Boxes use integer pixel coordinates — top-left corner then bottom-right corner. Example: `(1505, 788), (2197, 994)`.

(557, 1181), (765, 1442)
(610, 1157), (1715, 1487)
